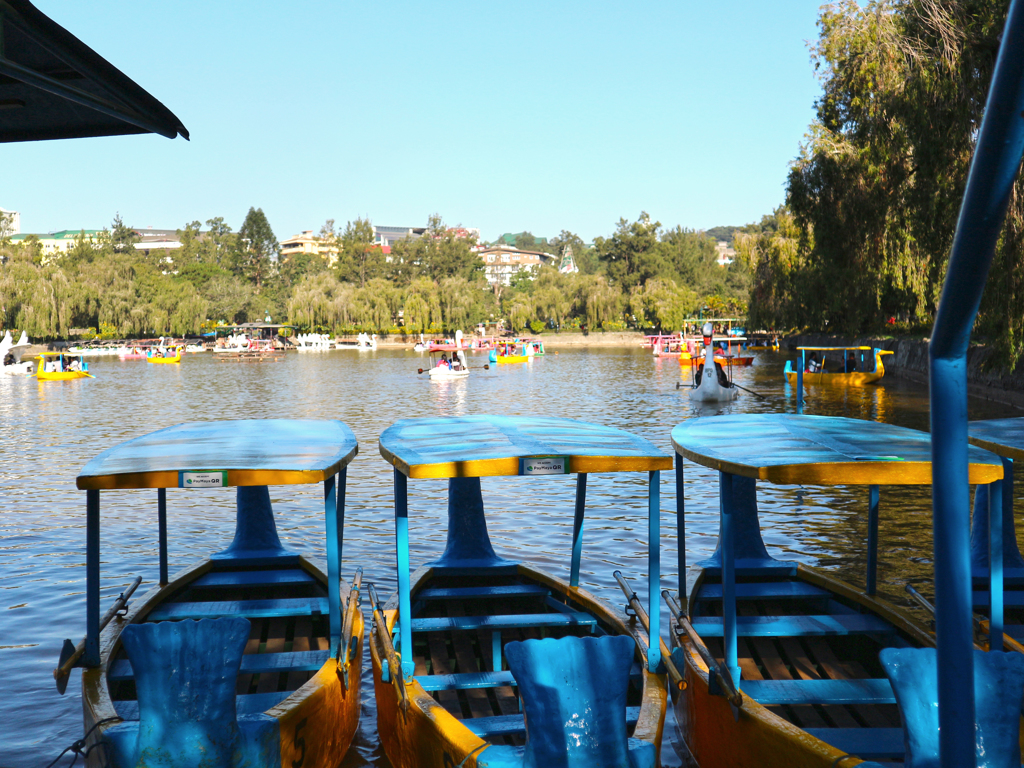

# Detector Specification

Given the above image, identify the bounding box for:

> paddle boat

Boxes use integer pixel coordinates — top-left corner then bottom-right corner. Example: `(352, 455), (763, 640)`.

(746, 336), (780, 352)
(357, 332), (378, 351)
(784, 346), (893, 386)
(36, 351), (91, 380)
(60, 419), (364, 768)
(147, 346), (182, 364)
(425, 349), (470, 379)
(371, 415), (671, 768)
(664, 413), (1005, 767)
(117, 345), (149, 360)
(489, 340), (530, 364)
(427, 329), (465, 352)
(294, 333), (333, 351)
(1, 330), (34, 375)
(685, 323), (738, 402)
(522, 338), (545, 356)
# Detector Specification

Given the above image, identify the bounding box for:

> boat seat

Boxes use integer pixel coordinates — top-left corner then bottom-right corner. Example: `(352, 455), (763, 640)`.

(880, 646), (1024, 768)
(699, 560), (799, 577)
(691, 613), (892, 637)
(100, 618), (279, 768)
(742, 678), (896, 705)
(416, 661), (643, 692)
(467, 706), (642, 739)
(146, 596), (328, 621)
(973, 567), (1024, 585)
(803, 728), (905, 759)
(475, 636), (654, 768)
(192, 569), (315, 589)
(416, 584), (549, 601)
(113, 690), (291, 721)
(109, 649), (330, 682)
(972, 590), (1024, 607)
(410, 611), (596, 633)
(696, 582), (829, 600)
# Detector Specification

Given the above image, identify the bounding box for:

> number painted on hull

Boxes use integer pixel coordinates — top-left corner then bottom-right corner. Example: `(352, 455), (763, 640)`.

(292, 717), (307, 768)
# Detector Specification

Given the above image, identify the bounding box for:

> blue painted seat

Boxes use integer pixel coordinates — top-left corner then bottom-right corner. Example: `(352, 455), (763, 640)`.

(410, 611), (596, 633)
(879, 647), (1024, 768)
(691, 613), (891, 637)
(108, 649), (330, 682)
(146, 596), (328, 621)
(742, 678), (895, 705)
(101, 618), (279, 768)
(416, 584), (549, 601)
(696, 581), (829, 601)
(476, 635), (655, 768)
(467, 706), (642, 739)
(416, 662), (643, 692)
(192, 569), (315, 589)
(113, 690), (290, 721)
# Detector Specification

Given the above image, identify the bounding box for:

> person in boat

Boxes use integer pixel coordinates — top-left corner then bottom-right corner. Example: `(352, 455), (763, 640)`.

(845, 350), (857, 372)
(806, 352), (821, 373)
(3, 352), (13, 366)
(439, 353), (450, 370)
(69, 357), (81, 372)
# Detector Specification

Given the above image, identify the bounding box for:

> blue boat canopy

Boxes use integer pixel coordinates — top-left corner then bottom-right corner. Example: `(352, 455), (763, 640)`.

(77, 419), (358, 490)
(968, 417), (1024, 460)
(672, 413), (1003, 485)
(379, 415), (672, 479)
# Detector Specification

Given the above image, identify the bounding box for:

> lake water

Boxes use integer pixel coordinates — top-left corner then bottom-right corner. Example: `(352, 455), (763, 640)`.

(1, 346), (1017, 766)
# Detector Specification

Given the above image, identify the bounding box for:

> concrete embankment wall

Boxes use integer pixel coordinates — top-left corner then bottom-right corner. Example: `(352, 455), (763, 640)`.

(788, 334), (1024, 411)
(360, 332), (646, 348)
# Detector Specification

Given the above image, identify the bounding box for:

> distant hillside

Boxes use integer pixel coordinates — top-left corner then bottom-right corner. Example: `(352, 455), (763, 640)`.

(704, 225), (741, 245)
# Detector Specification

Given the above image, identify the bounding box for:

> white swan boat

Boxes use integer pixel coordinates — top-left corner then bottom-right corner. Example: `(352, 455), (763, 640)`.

(294, 332), (333, 351)
(356, 332), (377, 351)
(687, 323), (738, 402)
(1, 331), (34, 375)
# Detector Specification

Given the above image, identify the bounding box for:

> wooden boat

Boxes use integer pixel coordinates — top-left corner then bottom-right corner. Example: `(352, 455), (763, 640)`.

(36, 352), (92, 380)
(60, 419), (363, 768)
(371, 415), (671, 768)
(665, 413), (1004, 767)
(784, 346), (893, 386)
(146, 347), (182, 364)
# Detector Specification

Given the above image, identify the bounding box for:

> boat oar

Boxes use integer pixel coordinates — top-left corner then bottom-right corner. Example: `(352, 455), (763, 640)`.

(663, 590), (743, 707)
(612, 570), (682, 683)
(730, 382), (768, 399)
(367, 582), (409, 712)
(54, 575), (142, 694)
(337, 567), (363, 688)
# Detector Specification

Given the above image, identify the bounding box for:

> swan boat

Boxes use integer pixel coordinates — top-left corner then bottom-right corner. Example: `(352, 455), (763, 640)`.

(62, 419), (364, 768)
(784, 347), (894, 386)
(356, 332), (378, 351)
(371, 415), (671, 768)
(687, 342), (738, 402)
(1, 330), (34, 374)
(147, 347), (182, 364)
(36, 351), (92, 380)
(665, 414), (1005, 768)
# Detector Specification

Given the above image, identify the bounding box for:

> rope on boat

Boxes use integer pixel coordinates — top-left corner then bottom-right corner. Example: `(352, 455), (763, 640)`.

(44, 716), (119, 768)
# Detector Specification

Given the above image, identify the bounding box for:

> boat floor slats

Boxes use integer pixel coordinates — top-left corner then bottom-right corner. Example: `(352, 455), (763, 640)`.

(147, 597), (328, 621)
(192, 569), (315, 589)
(287, 616), (314, 691)
(803, 728), (905, 759)
(465, 706), (642, 739)
(416, 585), (549, 601)
(741, 679), (895, 705)
(257, 617), (289, 694)
(972, 590), (1024, 607)
(109, 649), (330, 682)
(697, 582), (829, 601)
(411, 612), (596, 633)
(416, 661), (643, 692)
(425, 632), (461, 715)
(446, 602), (498, 720)
(113, 690), (289, 721)
(802, 636), (897, 729)
(692, 614), (892, 637)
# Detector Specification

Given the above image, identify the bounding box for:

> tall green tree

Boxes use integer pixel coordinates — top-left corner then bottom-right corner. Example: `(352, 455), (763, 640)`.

(236, 207), (278, 293)
(336, 218), (383, 287)
(594, 213), (666, 288)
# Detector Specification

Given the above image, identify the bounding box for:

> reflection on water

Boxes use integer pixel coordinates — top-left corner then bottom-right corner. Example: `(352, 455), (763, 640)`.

(0, 348), (1018, 766)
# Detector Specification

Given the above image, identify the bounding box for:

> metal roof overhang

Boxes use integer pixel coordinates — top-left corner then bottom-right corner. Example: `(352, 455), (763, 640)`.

(0, 0), (188, 142)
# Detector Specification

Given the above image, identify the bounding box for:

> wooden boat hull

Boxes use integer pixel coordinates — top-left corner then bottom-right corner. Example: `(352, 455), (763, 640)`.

(37, 370), (91, 380)
(370, 562), (666, 768)
(147, 354), (181, 364)
(667, 564), (989, 768)
(785, 350), (891, 386)
(82, 554), (362, 768)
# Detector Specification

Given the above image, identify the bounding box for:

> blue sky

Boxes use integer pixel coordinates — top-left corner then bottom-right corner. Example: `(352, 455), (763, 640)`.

(4, 0), (824, 243)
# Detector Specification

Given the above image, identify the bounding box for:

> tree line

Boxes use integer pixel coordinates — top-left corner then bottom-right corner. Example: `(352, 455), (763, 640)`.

(0, 207), (750, 340)
(741, 0), (1024, 368)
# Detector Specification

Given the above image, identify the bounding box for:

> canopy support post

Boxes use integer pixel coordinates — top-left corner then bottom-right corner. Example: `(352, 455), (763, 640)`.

(157, 488), (168, 586)
(648, 470), (661, 673)
(719, 471), (738, 686)
(866, 485), (879, 596)
(797, 351), (804, 412)
(676, 453), (685, 603)
(990, 478), (1004, 651)
(325, 471), (345, 658)
(570, 473), (587, 587)
(86, 489), (100, 667)
(394, 468), (415, 678)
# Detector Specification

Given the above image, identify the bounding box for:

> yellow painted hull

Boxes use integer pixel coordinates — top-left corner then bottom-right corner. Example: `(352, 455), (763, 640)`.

(370, 563), (667, 768)
(147, 354), (181, 364)
(667, 564), (1024, 768)
(81, 555), (362, 768)
(496, 355), (528, 364)
(785, 369), (883, 386)
(36, 370), (91, 381)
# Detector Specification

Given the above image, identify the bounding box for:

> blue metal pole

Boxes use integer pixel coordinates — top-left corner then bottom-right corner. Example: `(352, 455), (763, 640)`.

(990, 479), (1004, 651)
(570, 473), (587, 587)
(866, 485), (879, 596)
(324, 474), (341, 657)
(720, 471), (739, 686)
(85, 490), (100, 667)
(675, 453), (685, 602)
(394, 468), (415, 677)
(797, 351), (804, 413)
(928, 2), (1024, 762)
(648, 470), (661, 673)
(157, 488), (168, 586)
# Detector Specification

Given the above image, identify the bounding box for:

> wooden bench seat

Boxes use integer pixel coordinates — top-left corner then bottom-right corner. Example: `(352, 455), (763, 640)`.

(416, 584), (549, 601)
(146, 597), (328, 621)
(112, 690), (291, 721)
(109, 649), (330, 682)
(410, 611), (596, 633)
(696, 582), (829, 601)
(691, 613), (892, 638)
(191, 569), (315, 589)
(741, 678), (896, 705)
(464, 706), (641, 739)
(415, 661), (642, 692)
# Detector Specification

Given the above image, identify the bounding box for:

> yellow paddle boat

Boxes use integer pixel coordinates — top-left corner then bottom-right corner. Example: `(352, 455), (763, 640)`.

(784, 346), (893, 386)
(665, 414), (1005, 768)
(371, 415), (671, 768)
(489, 341), (530, 364)
(60, 419), (363, 768)
(146, 346), (182, 364)
(35, 351), (92, 380)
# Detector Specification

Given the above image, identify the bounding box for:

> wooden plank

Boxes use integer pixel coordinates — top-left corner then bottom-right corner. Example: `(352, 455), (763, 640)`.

(287, 617), (313, 690)
(805, 638), (897, 728)
(465, 706), (642, 739)
(256, 617), (288, 694)
(411, 611), (596, 633)
(447, 602), (498, 719)
(418, 585), (549, 601)
(779, 637), (859, 729)
(237, 619), (264, 695)
(691, 614), (892, 637)
(193, 569), (315, 589)
(478, 628), (521, 719)
(426, 632), (462, 716)
(147, 596), (328, 621)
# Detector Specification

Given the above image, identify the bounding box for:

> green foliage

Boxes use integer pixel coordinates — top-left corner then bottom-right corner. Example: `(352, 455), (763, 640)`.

(335, 217), (384, 287)
(594, 213), (666, 287)
(236, 207), (278, 293)
(529, 320), (545, 334)
(390, 214), (483, 284)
